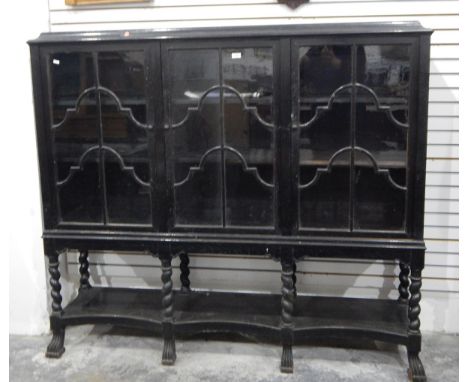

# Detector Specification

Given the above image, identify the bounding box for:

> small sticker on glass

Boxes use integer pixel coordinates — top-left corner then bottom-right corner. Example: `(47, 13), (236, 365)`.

(231, 52), (242, 59)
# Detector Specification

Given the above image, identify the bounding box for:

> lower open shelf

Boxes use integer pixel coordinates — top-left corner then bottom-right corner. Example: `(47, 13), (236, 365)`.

(61, 287), (409, 345)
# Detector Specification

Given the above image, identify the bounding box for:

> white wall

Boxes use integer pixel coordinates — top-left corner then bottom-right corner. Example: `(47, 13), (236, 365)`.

(5, 0), (51, 335)
(8, 0), (459, 334)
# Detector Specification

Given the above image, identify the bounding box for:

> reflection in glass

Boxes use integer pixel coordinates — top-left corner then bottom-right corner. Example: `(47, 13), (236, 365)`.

(358, 45), (410, 100)
(299, 45), (354, 98)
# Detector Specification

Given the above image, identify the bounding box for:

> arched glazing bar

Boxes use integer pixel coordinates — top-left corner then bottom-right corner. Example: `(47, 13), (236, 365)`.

(296, 82), (409, 130)
(174, 145), (274, 189)
(299, 146), (406, 191)
(56, 145), (150, 189)
(167, 84), (274, 131)
(52, 86), (152, 131)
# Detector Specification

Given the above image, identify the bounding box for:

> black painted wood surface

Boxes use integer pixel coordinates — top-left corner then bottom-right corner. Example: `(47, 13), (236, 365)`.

(29, 22), (432, 380)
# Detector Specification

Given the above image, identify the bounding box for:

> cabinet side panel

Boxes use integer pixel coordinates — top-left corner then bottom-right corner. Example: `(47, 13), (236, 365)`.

(411, 34), (431, 240)
(149, 41), (168, 232)
(278, 37), (294, 235)
(30, 45), (58, 229)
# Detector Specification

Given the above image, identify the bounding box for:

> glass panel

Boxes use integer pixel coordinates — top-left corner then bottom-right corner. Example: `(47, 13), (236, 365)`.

(54, 92), (99, 167)
(300, 45), (353, 98)
(104, 150), (151, 224)
(58, 149), (102, 223)
(354, 156), (406, 230)
(170, 49), (223, 226)
(354, 45), (410, 230)
(101, 92), (150, 175)
(50, 52), (94, 125)
(298, 45), (352, 229)
(355, 86), (408, 168)
(99, 51), (147, 123)
(222, 47), (275, 227)
(300, 151), (350, 228)
(98, 51), (151, 225)
(355, 45), (410, 167)
(358, 45), (411, 100)
(50, 52), (103, 223)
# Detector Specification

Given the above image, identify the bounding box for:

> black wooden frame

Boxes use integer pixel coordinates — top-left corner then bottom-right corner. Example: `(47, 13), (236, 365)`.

(29, 22), (432, 380)
(290, 35), (417, 237)
(161, 38), (283, 234)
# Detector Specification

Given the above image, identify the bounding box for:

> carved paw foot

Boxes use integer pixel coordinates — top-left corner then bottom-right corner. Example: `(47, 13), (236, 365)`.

(280, 345), (293, 373)
(162, 339), (176, 366)
(45, 330), (65, 358)
(408, 353), (426, 382)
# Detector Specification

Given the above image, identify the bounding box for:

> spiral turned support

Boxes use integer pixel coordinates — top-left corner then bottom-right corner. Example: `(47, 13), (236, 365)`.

(48, 253), (63, 314)
(280, 257), (295, 373)
(398, 261), (410, 303)
(79, 250), (91, 290)
(159, 255), (176, 365)
(45, 252), (65, 358)
(408, 269), (422, 333)
(179, 252), (191, 293)
(281, 264), (295, 327)
(407, 267), (426, 381)
(292, 262), (297, 298)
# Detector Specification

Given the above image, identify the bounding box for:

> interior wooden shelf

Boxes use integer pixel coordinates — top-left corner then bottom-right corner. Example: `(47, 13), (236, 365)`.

(53, 146), (406, 169)
(299, 149), (407, 168)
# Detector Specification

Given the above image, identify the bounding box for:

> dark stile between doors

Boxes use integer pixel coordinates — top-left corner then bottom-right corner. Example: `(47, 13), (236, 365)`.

(28, 22), (432, 380)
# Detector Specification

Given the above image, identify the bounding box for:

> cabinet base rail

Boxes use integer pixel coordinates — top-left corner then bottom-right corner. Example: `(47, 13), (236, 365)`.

(46, 287), (426, 381)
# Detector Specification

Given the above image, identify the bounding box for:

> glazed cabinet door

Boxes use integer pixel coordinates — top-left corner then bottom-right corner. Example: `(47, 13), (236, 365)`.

(42, 44), (154, 228)
(291, 36), (417, 235)
(163, 40), (280, 232)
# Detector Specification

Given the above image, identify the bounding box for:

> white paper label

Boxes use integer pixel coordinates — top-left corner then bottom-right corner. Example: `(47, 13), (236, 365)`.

(231, 52), (242, 59)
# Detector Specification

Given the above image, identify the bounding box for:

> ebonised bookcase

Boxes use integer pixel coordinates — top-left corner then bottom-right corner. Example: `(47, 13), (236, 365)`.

(29, 22), (432, 380)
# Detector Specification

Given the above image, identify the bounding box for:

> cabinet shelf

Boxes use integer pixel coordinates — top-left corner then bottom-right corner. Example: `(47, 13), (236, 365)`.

(51, 147), (400, 169)
(299, 149), (407, 168)
(62, 287), (409, 345)
(300, 95), (408, 106)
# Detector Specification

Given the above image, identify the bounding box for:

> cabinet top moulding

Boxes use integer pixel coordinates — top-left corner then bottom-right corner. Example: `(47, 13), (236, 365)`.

(28, 21), (432, 45)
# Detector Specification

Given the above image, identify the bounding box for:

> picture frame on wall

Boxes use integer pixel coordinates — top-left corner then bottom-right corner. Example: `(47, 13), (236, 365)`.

(65, 0), (149, 5)
(65, 0), (309, 7)
(278, 0), (309, 9)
